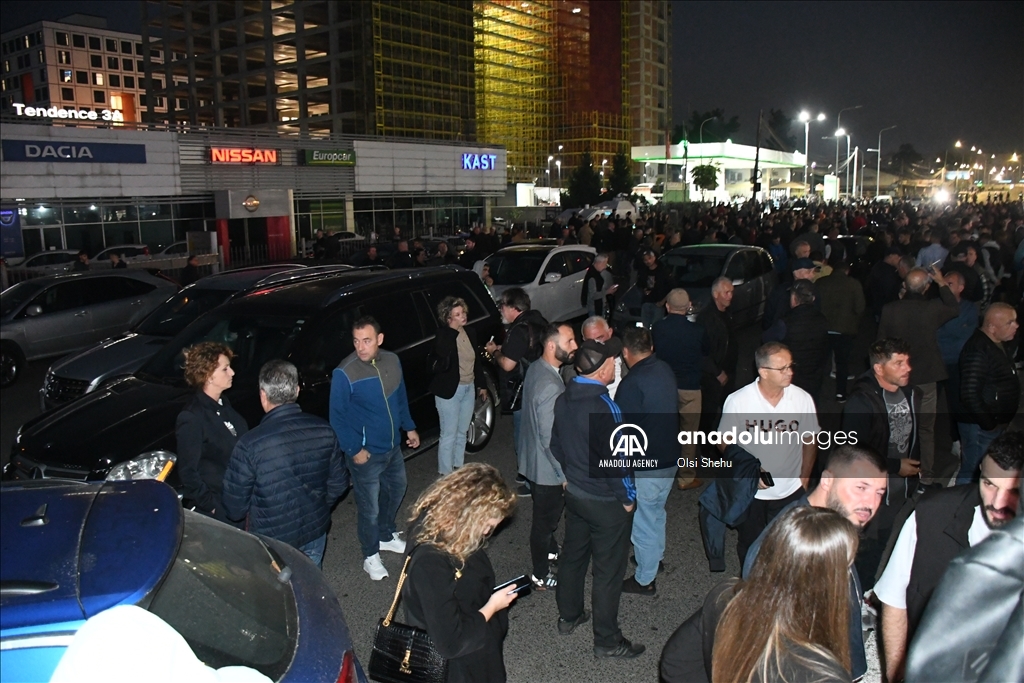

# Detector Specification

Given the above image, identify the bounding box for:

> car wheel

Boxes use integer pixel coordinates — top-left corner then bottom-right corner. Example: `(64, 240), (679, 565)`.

(1, 343), (24, 388)
(465, 372), (497, 452)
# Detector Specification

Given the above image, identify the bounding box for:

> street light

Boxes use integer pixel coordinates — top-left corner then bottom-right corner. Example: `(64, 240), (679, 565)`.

(547, 155), (554, 187)
(799, 111), (826, 194)
(835, 105), (863, 186)
(835, 128), (850, 196)
(556, 159), (561, 192)
(699, 116), (716, 145)
(602, 158), (608, 189)
(876, 125), (896, 198)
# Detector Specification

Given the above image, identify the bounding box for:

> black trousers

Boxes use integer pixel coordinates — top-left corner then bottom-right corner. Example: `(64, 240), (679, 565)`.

(556, 493), (632, 648)
(736, 489), (804, 568)
(530, 482), (564, 579)
(828, 333), (855, 396)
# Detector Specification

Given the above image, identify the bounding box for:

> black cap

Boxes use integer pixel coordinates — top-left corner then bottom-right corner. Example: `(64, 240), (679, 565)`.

(885, 246), (902, 256)
(574, 338), (623, 375)
(790, 257), (816, 271)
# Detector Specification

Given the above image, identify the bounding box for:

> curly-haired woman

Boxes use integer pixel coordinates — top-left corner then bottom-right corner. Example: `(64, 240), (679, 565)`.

(401, 463), (518, 682)
(175, 341), (248, 523)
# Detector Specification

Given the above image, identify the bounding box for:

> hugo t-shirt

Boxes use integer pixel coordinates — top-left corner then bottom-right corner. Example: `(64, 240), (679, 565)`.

(718, 380), (820, 500)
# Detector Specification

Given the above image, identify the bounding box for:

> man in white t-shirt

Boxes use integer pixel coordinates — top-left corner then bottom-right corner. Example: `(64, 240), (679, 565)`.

(874, 431), (1022, 683)
(718, 341), (820, 565)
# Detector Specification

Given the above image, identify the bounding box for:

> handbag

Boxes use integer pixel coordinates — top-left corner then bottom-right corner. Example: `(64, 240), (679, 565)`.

(368, 555), (449, 683)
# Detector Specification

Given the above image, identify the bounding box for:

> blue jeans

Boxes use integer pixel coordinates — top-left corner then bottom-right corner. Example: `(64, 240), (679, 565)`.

(956, 422), (1004, 484)
(641, 302), (665, 330)
(630, 471), (675, 586)
(436, 383), (475, 474)
(348, 444), (408, 558)
(298, 532), (327, 568)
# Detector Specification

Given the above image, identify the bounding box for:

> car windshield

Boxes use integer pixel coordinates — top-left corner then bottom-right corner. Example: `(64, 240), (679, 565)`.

(661, 252), (727, 289)
(144, 511), (297, 680)
(140, 310), (306, 382)
(486, 251), (548, 285)
(133, 288), (233, 337)
(0, 281), (43, 317)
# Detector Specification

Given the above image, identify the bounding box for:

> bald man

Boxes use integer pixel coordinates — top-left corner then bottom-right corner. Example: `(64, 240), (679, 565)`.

(956, 302), (1020, 484)
(652, 288), (710, 489)
(878, 266), (960, 484)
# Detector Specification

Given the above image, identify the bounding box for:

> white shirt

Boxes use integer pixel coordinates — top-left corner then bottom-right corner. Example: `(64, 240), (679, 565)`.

(874, 506), (993, 609)
(718, 379), (820, 500)
(608, 357), (623, 399)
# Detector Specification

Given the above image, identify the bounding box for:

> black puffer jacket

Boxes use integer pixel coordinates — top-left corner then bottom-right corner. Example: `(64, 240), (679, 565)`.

(958, 329), (1020, 430)
(221, 403), (350, 548)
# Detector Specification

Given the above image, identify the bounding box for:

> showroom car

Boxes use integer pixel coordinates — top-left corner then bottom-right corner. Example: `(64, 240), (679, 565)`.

(484, 243), (596, 322)
(0, 479), (366, 683)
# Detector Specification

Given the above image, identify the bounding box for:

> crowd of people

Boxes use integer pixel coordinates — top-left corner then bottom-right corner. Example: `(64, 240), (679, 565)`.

(170, 196), (1022, 682)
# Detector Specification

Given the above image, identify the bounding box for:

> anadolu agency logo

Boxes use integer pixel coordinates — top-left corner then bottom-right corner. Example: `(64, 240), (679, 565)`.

(600, 424), (660, 469)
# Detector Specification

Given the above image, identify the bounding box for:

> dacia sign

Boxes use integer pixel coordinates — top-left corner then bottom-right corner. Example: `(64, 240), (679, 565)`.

(461, 152), (498, 171)
(1, 139), (147, 164)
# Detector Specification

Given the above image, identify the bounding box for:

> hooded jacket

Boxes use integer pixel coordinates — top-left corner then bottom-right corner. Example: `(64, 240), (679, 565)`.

(843, 372), (921, 477)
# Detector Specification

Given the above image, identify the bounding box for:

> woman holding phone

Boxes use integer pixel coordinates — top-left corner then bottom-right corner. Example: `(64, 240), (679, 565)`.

(402, 464), (518, 682)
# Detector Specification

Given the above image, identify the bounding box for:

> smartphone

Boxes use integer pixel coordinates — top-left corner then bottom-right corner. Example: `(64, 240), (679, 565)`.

(759, 471), (775, 488)
(494, 575), (531, 596)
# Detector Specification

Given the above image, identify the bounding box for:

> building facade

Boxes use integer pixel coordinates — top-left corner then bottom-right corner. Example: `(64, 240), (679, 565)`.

(1, 14), (166, 124)
(627, 1), (671, 151)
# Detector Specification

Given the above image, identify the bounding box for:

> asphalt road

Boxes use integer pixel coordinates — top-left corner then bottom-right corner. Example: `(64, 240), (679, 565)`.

(4, 314), (1021, 682)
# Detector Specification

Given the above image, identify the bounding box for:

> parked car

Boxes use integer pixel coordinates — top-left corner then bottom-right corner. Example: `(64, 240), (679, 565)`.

(484, 243), (596, 322)
(0, 479), (366, 683)
(155, 240), (190, 256)
(91, 244), (151, 266)
(4, 266), (502, 487)
(39, 264), (318, 409)
(1, 270), (179, 388)
(613, 244), (777, 329)
(5, 250), (80, 277)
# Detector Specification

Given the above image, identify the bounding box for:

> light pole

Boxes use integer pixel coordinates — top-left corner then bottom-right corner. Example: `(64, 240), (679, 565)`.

(601, 158), (607, 189)
(699, 116), (716, 145)
(876, 125), (896, 198)
(835, 128), (850, 196)
(556, 159), (561, 193)
(547, 155), (553, 187)
(834, 105), (862, 192)
(799, 111), (826, 194)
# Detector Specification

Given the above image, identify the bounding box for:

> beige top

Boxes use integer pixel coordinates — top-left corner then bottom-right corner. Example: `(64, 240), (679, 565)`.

(456, 327), (475, 385)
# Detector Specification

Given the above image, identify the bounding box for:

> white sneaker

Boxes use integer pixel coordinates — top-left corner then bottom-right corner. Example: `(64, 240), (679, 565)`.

(363, 553), (389, 581)
(379, 532), (407, 554)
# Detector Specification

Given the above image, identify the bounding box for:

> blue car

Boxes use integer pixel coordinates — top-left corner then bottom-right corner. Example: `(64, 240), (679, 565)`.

(0, 480), (366, 683)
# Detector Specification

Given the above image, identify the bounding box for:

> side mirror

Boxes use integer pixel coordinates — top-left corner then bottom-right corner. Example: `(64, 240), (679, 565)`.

(25, 304), (43, 317)
(543, 272), (562, 284)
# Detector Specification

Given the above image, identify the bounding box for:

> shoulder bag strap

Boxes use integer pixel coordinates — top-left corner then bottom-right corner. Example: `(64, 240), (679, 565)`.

(382, 555), (412, 627)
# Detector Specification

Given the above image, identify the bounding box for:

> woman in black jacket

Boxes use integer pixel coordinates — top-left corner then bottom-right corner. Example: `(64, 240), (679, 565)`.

(429, 296), (487, 474)
(175, 341), (248, 523)
(402, 464), (518, 682)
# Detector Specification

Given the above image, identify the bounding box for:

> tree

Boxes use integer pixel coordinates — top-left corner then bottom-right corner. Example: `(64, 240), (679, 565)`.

(607, 152), (634, 197)
(562, 151), (603, 208)
(764, 109), (797, 151)
(691, 163), (720, 200)
(671, 109), (740, 144)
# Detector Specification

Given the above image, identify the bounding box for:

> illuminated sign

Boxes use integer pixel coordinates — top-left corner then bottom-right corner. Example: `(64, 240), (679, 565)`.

(1, 139), (147, 163)
(210, 147), (280, 164)
(242, 196), (260, 212)
(303, 149), (355, 166)
(462, 153), (498, 171)
(12, 103), (123, 122)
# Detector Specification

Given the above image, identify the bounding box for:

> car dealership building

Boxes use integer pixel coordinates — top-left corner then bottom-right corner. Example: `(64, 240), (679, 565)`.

(0, 116), (506, 261)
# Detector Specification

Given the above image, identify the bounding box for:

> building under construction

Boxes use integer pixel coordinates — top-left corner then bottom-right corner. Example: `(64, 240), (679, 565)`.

(141, 0), (670, 182)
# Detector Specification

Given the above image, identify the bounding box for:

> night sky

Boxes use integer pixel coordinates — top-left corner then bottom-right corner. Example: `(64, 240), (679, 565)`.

(3, 1), (1021, 165)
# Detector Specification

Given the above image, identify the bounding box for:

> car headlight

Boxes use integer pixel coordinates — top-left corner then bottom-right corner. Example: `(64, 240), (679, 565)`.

(106, 450), (177, 482)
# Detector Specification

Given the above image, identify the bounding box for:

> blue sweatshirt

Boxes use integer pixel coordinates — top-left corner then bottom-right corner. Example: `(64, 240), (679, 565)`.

(329, 349), (416, 456)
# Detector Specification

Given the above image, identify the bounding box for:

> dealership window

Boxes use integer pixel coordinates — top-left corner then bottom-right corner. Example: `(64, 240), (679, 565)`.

(93, 90), (105, 103)
(72, 34), (85, 48)
(60, 69), (72, 82)
(61, 86), (73, 100)
(56, 32), (69, 46)
(75, 70), (87, 84)
(108, 73), (120, 87)
(90, 54), (102, 68)
(121, 41), (132, 54)
(122, 58), (133, 71)
(107, 56), (118, 69)
(89, 36), (101, 50)
(123, 75), (135, 88)
(92, 72), (104, 86)
(58, 50), (71, 65)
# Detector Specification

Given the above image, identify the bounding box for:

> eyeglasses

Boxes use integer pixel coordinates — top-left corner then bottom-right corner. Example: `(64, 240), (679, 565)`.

(761, 364), (796, 372)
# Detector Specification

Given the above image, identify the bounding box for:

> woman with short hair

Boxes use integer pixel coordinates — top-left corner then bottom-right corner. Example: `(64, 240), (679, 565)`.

(401, 463), (518, 682)
(175, 341), (248, 523)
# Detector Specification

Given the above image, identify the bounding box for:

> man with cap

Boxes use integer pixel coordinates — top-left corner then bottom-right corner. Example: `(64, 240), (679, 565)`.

(551, 338), (643, 659)
(762, 257), (819, 331)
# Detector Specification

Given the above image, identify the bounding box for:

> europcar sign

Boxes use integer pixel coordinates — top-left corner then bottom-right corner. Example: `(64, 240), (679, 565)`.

(302, 149), (355, 166)
(1, 139), (147, 163)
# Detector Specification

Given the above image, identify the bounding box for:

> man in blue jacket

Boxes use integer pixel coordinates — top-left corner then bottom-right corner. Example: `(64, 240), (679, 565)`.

(222, 360), (350, 567)
(330, 316), (420, 580)
(551, 338), (643, 659)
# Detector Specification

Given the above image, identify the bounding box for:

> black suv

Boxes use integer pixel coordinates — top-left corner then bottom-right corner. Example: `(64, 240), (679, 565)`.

(4, 266), (503, 486)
